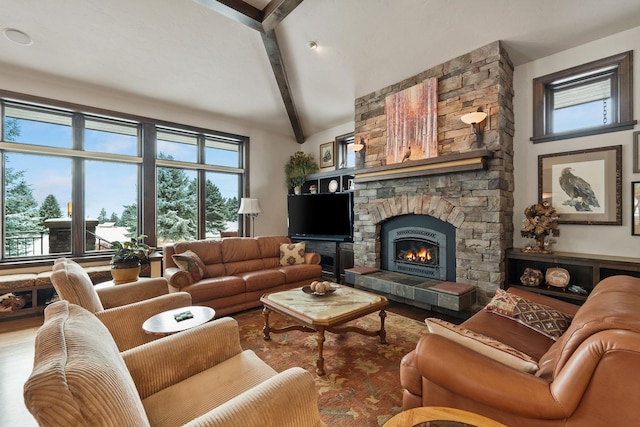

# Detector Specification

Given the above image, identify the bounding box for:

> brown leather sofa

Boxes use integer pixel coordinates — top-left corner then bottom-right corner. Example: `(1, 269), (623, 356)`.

(400, 275), (640, 427)
(164, 235), (322, 316)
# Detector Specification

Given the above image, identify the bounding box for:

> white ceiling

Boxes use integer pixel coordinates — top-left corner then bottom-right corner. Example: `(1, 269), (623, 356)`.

(1, 0), (640, 142)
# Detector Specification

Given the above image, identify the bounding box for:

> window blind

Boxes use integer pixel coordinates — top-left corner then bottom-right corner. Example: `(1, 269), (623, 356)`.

(553, 80), (611, 110)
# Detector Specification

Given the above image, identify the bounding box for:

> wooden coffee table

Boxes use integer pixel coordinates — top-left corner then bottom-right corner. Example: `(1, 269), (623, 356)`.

(383, 406), (507, 427)
(142, 306), (215, 335)
(260, 285), (388, 376)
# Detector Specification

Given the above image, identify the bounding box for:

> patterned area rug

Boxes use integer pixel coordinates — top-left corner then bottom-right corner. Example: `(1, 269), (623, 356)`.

(233, 308), (428, 427)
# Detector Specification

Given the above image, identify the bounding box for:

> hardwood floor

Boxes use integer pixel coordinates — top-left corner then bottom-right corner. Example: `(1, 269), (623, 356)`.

(0, 301), (461, 425)
(0, 315), (42, 427)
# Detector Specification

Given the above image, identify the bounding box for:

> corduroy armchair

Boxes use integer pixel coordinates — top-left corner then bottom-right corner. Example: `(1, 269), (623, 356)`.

(24, 301), (325, 427)
(50, 257), (192, 351)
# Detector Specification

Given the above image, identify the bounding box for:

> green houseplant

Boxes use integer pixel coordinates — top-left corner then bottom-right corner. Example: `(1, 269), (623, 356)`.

(285, 151), (319, 193)
(109, 234), (150, 284)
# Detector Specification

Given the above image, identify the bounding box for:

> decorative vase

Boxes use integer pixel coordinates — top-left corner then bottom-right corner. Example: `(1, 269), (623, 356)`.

(110, 262), (141, 285)
(294, 185), (302, 195)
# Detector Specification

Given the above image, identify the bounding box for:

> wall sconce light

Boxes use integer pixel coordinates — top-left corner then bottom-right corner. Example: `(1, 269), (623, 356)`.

(348, 138), (366, 167)
(461, 111), (487, 136)
(238, 198), (262, 237)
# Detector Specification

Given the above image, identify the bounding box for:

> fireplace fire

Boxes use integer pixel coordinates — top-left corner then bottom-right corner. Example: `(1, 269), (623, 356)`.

(397, 241), (437, 266)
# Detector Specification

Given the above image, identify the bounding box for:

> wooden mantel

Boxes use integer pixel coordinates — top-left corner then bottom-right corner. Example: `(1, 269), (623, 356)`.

(354, 149), (493, 183)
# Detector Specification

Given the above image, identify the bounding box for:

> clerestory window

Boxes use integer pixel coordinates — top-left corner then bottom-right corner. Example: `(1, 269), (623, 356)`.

(531, 51), (635, 143)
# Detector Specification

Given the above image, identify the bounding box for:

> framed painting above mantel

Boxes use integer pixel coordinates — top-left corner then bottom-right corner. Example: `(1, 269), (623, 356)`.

(538, 145), (622, 225)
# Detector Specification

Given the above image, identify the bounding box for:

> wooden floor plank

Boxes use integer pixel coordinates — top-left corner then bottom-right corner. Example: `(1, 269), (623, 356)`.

(0, 315), (42, 426)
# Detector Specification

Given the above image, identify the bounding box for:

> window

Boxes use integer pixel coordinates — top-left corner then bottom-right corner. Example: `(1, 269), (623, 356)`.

(155, 128), (243, 246)
(1, 96), (246, 262)
(531, 51), (635, 143)
(336, 132), (355, 169)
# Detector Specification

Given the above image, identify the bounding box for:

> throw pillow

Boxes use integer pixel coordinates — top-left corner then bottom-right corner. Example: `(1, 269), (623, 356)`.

(514, 298), (573, 340)
(425, 318), (539, 373)
(279, 242), (305, 266)
(172, 250), (206, 282)
(484, 289), (573, 340)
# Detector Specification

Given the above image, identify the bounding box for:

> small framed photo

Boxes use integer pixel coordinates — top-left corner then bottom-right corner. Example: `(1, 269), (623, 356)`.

(634, 131), (640, 173)
(538, 145), (622, 225)
(633, 182), (640, 235)
(320, 141), (335, 168)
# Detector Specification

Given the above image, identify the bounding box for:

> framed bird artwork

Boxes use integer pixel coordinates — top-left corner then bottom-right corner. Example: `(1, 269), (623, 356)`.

(538, 145), (621, 225)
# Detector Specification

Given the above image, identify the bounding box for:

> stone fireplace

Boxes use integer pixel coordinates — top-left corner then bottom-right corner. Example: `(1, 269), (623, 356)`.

(351, 41), (515, 305)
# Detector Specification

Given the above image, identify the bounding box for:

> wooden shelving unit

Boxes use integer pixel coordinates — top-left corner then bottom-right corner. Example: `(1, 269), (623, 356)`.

(0, 284), (55, 320)
(505, 248), (640, 304)
(297, 168), (355, 194)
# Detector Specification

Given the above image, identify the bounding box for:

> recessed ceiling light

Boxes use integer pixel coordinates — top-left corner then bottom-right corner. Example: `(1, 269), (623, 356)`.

(3, 28), (32, 46)
(307, 41), (317, 50)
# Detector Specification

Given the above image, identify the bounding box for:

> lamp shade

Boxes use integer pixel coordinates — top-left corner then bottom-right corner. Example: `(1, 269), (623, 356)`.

(238, 198), (263, 215)
(460, 111), (487, 125)
(347, 142), (365, 152)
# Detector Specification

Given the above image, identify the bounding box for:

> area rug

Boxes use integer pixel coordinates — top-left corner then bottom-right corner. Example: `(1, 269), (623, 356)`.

(233, 308), (428, 427)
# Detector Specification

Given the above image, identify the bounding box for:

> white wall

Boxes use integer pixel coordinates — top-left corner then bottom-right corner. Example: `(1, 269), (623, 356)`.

(301, 121), (355, 173)
(513, 26), (640, 257)
(0, 64), (297, 237)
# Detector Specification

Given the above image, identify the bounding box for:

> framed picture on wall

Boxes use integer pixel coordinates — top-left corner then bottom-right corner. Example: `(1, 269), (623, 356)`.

(633, 131), (640, 173)
(538, 145), (622, 225)
(633, 182), (640, 236)
(320, 141), (335, 168)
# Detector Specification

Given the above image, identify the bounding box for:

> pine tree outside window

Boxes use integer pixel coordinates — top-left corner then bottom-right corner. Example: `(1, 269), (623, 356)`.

(0, 96), (246, 262)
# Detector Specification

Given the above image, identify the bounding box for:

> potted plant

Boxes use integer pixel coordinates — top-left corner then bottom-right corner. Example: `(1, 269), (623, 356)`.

(109, 234), (150, 284)
(285, 151), (319, 194)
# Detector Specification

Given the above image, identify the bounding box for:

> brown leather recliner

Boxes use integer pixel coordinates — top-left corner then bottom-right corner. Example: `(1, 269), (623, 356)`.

(400, 275), (640, 427)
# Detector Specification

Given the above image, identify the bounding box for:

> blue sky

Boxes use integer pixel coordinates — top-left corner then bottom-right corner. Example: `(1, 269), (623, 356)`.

(6, 119), (239, 219)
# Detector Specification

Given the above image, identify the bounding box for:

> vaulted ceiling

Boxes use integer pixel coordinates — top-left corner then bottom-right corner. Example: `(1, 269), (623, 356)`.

(2, 0), (640, 143)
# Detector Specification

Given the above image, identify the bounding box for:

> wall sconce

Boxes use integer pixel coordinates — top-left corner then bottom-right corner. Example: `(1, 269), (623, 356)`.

(461, 111), (487, 144)
(348, 138), (366, 167)
(238, 198), (262, 237)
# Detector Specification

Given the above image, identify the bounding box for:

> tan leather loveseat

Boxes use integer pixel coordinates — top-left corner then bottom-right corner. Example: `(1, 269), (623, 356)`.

(164, 235), (322, 315)
(400, 275), (640, 427)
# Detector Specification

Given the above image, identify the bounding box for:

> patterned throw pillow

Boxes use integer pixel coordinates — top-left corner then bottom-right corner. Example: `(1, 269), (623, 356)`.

(484, 288), (573, 340)
(425, 318), (539, 373)
(172, 250), (206, 282)
(279, 242), (305, 266)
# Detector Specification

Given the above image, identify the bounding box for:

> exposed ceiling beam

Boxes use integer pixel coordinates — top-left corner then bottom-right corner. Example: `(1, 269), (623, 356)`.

(261, 30), (304, 143)
(193, 0), (264, 32)
(262, 0), (305, 32)
(194, 0), (306, 143)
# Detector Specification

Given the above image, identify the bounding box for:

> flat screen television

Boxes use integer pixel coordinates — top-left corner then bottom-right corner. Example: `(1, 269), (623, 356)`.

(287, 193), (353, 241)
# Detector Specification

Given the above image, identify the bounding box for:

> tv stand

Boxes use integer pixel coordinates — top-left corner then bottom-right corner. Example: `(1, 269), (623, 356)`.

(292, 238), (354, 283)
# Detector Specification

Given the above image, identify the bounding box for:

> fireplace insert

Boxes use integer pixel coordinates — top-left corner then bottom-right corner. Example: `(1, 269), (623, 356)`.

(380, 214), (456, 281)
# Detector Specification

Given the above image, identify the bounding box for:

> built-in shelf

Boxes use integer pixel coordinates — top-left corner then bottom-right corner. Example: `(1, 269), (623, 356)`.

(505, 248), (640, 304)
(297, 168), (355, 194)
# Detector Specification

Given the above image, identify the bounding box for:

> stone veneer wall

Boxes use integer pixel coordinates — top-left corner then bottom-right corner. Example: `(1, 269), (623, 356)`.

(352, 41), (515, 304)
